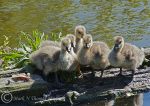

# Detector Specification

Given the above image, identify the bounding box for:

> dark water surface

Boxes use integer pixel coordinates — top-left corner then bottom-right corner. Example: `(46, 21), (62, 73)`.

(0, 0), (150, 105)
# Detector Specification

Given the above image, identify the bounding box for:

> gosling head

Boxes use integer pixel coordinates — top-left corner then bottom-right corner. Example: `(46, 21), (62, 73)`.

(75, 25), (86, 39)
(83, 34), (93, 49)
(61, 38), (72, 53)
(113, 36), (124, 51)
(66, 34), (76, 48)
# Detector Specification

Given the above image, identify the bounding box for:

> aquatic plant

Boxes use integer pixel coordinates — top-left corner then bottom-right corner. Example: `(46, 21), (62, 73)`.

(0, 30), (62, 70)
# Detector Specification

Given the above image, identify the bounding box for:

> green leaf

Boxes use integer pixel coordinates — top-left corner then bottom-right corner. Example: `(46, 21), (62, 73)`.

(1, 30), (59, 70)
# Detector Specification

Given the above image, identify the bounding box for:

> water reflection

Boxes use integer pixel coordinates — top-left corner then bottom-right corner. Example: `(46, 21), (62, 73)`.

(79, 94), (143, 106)
(114, 94), (143, 106)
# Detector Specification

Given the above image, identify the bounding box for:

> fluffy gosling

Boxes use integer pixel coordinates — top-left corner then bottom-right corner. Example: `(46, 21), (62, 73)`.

(108, 36), (145, 76)
(78, 34), (110, 77)
(29, 46), (61, 84)
(30, 37), (81, 85)
(74, 25), (86, 53)
(59, 37), (80, 73)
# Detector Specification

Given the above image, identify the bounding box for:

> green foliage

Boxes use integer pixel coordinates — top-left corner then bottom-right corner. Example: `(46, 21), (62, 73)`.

(50, 32), (62, 41)
(0, 30), (62, 70)
(20, 30), (49, 52)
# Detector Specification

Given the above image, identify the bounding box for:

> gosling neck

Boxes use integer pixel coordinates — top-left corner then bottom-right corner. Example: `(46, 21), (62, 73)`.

(82, 46), (90, 51)
(113, 43), (124, 53)
(76, 37), (82, 43)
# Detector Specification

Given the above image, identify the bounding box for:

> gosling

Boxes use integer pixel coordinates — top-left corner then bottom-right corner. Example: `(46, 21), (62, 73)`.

(30, 38), (81, 85)
(65, 34), (82, 77)
(108, 36), (145, 76)
(29, 46), (61, 84)
(59, 37), (81, 75)
(78, 34), (110, 77)
(74, 25), (86, 53)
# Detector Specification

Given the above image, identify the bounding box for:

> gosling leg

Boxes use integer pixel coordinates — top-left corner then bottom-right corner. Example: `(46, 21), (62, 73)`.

(131, 69), (136, 77)
(118, 67), (124, 77)
(77, 65), (83, 78)
(120, 67), (122, 75)
(100, 70), (104, 78)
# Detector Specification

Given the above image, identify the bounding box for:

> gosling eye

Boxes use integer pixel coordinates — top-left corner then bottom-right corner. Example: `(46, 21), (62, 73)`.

(78, 31), (82, 34)
(119, 41), (122, 44)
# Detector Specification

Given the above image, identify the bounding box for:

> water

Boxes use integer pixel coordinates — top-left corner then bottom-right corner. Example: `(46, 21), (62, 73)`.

(0, 0), (150, 105)
(0, 0), (150, 47)
(79, 92), (150, 106)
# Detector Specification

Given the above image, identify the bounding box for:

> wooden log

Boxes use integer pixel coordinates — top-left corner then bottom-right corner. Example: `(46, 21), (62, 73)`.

(0, 64), (36, 78)
(0, 68), (23, 78)
(0, 74), (49, 103)
(30, 67), (150, 106)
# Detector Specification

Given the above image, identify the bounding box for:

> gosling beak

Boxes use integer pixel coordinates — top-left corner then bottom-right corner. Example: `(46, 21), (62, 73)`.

(114, 44), (120, 50)
(66, 47), (71, 52)
(85, 43), (90, 48)
(71, 43), (76, 48)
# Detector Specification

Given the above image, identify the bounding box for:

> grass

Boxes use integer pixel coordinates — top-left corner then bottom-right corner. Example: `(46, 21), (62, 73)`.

(0, 30), (63, 70)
